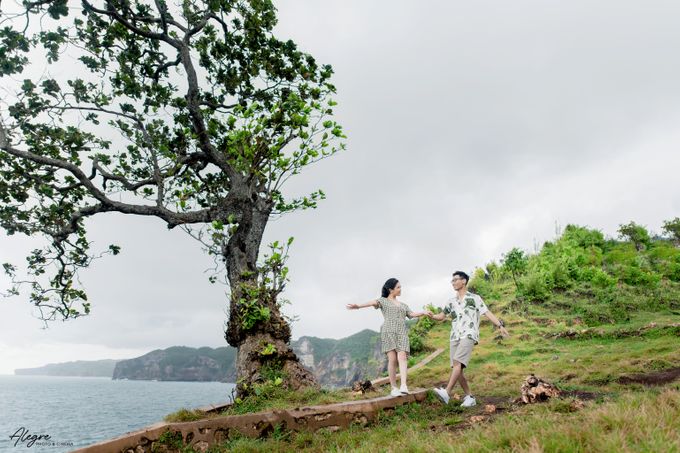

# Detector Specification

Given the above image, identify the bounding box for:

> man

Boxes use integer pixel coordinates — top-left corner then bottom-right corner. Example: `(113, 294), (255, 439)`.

(429, 271), (509, 407)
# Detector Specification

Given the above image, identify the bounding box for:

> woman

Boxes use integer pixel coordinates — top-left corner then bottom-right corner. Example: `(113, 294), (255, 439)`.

(347, 278), (431, 397)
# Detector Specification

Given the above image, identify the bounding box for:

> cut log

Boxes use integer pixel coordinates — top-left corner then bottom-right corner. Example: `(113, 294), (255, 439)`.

(351, 379), (375, 394)
(519, 374), (561, 404)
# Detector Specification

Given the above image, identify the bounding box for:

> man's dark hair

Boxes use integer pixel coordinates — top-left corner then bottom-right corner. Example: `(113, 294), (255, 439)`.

(452, 271), (470, 284)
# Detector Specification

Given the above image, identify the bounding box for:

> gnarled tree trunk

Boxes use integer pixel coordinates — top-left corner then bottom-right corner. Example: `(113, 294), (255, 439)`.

(223, 196), (317, 395)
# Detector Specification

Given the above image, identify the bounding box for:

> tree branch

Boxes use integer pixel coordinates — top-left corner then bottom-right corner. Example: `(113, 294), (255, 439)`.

(0, 140), (213, 227)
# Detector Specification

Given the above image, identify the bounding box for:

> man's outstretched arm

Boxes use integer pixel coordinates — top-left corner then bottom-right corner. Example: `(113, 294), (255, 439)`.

(484, 311), (510, 337)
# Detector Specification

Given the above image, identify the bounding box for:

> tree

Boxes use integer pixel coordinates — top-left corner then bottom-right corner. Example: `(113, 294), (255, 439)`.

(661, 217), (680, 246)
(617, 222), (651, 252)
(0, 0), (345, 394)
(501, 247), (528, 287)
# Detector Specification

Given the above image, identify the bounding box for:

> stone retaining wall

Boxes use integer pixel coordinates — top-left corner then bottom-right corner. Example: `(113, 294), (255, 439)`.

(73, 389), (428, 453)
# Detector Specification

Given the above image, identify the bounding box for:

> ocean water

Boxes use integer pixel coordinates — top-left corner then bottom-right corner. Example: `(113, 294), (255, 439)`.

(0, 376), (235, 452)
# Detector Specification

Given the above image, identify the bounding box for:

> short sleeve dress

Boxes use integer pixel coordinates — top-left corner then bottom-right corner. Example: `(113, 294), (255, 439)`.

(375, 297), (414, 353)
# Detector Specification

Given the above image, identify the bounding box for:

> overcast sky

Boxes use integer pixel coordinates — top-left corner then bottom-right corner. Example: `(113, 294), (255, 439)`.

(1, 0), (680, 375)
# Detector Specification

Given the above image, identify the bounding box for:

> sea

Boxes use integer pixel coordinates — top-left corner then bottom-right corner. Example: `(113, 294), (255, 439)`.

(0, 375), (235, 452)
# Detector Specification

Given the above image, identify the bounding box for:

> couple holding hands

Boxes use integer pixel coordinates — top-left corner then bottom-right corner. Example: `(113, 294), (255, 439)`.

(346, 271), (509, 407)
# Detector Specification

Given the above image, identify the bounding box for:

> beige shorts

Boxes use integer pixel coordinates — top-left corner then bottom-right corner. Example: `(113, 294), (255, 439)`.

(450, 338), (476, 368)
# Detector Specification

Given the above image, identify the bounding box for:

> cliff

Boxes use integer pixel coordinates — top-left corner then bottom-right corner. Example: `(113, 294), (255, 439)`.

(15, 359), (119, 377)
(292, 329), (386, 388)
(110, 330), (385, 387)
(112, 346), (237, 382)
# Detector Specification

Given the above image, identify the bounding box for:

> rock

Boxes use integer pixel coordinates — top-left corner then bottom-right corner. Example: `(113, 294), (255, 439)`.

(468, 416), (486, 423)
(483, 404), (497, 414)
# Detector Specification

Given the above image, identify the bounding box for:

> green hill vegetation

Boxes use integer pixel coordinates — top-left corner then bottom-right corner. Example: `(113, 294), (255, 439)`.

(164, 220), (680, 452)
(299, 329), (380, 364)
(113, 346), (237, 382)
(111, 334), (385, 386)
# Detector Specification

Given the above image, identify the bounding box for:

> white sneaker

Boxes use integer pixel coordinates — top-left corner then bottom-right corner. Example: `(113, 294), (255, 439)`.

(461, 395), (477, 407)
(433, 387), (450, 405)
(399, 385), (409, 395)
(390, 387), (402, 397)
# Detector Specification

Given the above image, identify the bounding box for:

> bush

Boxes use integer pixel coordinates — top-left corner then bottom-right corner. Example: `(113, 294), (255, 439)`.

(603, 243), (638, 266)
(563, 224), (606, 248)
(664, 262), (680, 282)
(550, 260), (572, 290)
(590, 268), (617, 288)
(618, 265), (661, 287)
(407, 308), (437, 354)
(469, 268), (501, 300)
(517, 271), (551, 301)
(408, 331), (425, 354)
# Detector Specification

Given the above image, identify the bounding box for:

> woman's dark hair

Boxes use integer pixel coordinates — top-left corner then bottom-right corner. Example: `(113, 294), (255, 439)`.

(452, 271), (470, 284)
(381, 278), (399, 298)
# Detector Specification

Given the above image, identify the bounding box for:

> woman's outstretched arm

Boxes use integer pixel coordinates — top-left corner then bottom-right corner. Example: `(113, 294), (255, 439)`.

(346, 300), (379, 310)
(407, 309), (433, 318)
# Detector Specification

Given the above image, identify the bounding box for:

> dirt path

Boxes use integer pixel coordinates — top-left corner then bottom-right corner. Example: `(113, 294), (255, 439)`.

(617, 367), (680, 386)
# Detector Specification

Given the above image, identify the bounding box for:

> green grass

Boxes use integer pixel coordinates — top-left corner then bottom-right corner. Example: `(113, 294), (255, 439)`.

(193, 389), (680, 452)
(164, 307), (678, 452)
(163, 226), (680, 452)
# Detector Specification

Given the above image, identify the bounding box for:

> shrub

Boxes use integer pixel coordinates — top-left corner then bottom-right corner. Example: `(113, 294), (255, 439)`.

(550, 260), (572, 290)
(408, 331), (425, 354)
(603, 243), (638, 266)
(563, 224), (606, 248)
(407, 308), (437, 354)
(517, 271), (551, 301)
(619, 265), (661, 287)
(590, 268), (617, 288)
(468, 268), (500, 300)
(665, 262), (680, 282)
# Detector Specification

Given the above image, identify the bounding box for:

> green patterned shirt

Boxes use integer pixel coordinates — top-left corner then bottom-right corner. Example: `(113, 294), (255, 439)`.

(443, 291), (488, 344)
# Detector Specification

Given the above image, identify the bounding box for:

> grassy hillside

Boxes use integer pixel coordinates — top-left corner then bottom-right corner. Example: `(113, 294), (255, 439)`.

(165, 223), (680, 452)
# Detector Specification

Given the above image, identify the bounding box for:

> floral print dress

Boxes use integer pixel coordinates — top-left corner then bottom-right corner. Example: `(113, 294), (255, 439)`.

(375, 297), (414, 353)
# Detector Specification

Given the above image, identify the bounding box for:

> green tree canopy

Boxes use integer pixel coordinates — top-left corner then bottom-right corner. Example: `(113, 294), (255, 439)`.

(0, 0), (344, 393)
(662, 217), (680, 245)
(618, 221), (651, 252)
(501, 247), (528, 287)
